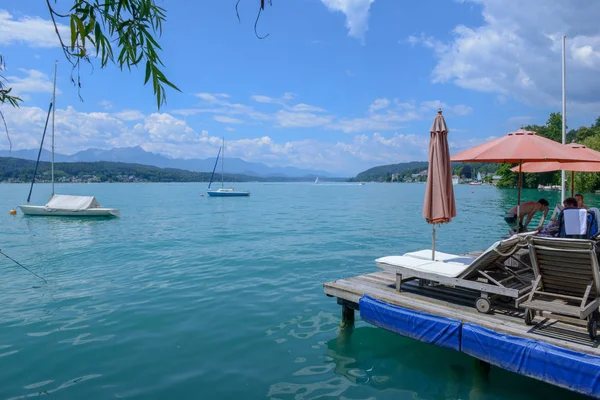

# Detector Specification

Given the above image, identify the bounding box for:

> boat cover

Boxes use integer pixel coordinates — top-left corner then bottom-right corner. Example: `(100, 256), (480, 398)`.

(45, 194), (101, 210)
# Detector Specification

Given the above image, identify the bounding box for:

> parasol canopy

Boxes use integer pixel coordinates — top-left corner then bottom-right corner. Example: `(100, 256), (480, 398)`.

(451, 128), (600, 164)
(450, 127), (600, 233)
(510, 143), (600, 173)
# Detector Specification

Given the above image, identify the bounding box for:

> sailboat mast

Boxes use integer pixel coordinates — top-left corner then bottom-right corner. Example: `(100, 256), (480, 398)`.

(221, 137), (224, 188)
(51, 61), (57, 196)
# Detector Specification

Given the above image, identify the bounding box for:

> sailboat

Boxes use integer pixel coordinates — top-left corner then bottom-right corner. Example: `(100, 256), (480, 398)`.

(18, 62), (120, 217)
(315, 177), (319, 184)
(207, 138), (250, 197)
(470, 171), (483, 186)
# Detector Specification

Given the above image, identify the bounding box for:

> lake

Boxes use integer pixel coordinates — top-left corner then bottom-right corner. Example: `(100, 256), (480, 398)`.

(0, 182), (591, 399)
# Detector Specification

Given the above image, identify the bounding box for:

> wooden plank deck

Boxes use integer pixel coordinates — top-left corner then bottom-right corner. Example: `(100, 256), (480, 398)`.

(324, 270), (600, 356)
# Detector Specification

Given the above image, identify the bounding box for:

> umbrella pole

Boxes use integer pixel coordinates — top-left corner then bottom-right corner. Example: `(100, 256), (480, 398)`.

(516, 161), (522, 233)
(432, 224), (436, 261)
(571, 171), (575, 197)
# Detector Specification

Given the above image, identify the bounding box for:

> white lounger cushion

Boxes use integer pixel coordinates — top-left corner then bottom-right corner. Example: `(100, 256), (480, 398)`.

(375, 256), (471, 278)
(403, 250), (475, 264)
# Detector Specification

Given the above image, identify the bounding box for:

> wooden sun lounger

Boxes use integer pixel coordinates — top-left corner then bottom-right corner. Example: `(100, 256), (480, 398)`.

(520, 236), (600, 340)
(376, 232), (535, 314)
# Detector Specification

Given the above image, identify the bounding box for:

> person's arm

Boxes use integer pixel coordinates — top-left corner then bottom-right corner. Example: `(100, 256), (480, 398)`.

(523, 210), (536, 229)
(536, 209), (550, 231)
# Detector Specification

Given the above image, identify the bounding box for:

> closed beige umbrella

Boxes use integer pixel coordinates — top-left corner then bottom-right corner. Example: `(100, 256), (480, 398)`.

(423, 109), (456, 260)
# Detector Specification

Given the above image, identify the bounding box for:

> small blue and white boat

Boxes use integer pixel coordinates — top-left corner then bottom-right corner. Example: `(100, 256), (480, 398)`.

(207, 138), (250, 197)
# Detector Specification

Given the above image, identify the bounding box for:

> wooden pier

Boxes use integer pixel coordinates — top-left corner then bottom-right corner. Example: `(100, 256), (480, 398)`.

(324, 267), (600, 398)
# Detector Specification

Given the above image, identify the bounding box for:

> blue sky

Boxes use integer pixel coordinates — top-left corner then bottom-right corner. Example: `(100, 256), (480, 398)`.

(2, 0), (600, 175)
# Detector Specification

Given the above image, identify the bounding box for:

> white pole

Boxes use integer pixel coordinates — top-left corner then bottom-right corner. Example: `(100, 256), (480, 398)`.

(561, 35), (567, 203)
(51, 61), (57, 196)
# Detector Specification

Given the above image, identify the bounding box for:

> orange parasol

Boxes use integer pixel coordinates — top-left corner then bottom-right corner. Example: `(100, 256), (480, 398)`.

(451, 128), (600, 230)
(510, 143), (600, 196)
(423, 109), (456, 260)
(451, 128), (600, 164)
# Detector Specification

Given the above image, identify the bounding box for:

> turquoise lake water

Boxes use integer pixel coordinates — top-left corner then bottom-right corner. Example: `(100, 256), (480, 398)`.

(0, 182), (593, 399)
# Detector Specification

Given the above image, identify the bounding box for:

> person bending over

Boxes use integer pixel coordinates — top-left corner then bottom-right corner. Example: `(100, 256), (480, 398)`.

(504, 198), (549, 233)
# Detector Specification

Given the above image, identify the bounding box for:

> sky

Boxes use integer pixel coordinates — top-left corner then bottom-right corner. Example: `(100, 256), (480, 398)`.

(2, 0), (600, 175)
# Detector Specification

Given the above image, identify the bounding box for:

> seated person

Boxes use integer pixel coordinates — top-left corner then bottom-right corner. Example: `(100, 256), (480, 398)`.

(575, 193), (588, 210)
(557, 197), (598, 238)
(504, 199), (549, 233)
(539, 197), (577, 235)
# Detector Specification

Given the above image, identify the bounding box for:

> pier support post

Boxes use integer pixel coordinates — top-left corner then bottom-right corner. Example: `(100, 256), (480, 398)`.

(337, 298), (357, 330)
(341, 304), (355, 328)
(474, 358), (491, 379)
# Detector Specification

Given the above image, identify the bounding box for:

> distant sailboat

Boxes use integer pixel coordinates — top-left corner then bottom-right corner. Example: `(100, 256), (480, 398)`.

(315, 177), (319, 184)
(470, 171), (483, 186)
(207, 138), (250, 197)
(18, 62), (119, 217)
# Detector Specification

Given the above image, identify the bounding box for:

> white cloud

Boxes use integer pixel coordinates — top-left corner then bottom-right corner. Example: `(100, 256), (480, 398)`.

(250, 93), (296, 105)
(369, 98), (390, 113)
(288, 103), (327, 113)
(175, 93), (471, 134)
(330, 99), (472, 133)
(195, 92), (229, 103)
(321, 0), (375, 43)
(6, 69), (59, 97)
(113, 110), (145, 121)
(98, 100), (113, 110)
(224, 127), (236, 132)
(213, 115), (244, 124)
(251, 95), (281, 104)
(179, 93), (330, 127)
(274, 110), (334, 128)
(1, 105), (439, 174)
(409, 0), (600, 109)
(0, 10), (68, 48)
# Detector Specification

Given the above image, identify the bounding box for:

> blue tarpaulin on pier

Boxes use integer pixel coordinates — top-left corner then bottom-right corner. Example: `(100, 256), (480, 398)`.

(462, 323), (600, 398)
(357, 294), (600, 398)
(359, 295), (462, 351)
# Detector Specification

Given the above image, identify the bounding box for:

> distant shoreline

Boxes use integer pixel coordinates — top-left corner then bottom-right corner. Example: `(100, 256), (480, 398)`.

(0, 157), (350, 184)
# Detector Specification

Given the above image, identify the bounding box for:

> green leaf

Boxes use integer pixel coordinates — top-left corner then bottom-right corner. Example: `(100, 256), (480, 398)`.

(70, 15), (77, 50)
(144, 60), (151, 84)
(75, 15), (86, 48)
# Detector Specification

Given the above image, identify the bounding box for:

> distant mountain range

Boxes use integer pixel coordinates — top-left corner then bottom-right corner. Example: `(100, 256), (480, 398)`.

(0, 146), (337, 178)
